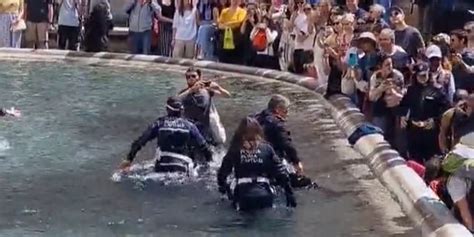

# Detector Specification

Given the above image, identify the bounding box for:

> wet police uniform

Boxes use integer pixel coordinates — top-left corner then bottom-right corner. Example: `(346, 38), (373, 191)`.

(126, 115), (213, 173)
(217, 142), (296, 211)
(254, 109), (301, 166)
(181, 88), (215, 144)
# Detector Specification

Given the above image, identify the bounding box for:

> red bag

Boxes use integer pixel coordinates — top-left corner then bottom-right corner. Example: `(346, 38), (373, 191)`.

(252, 29), (268, 52)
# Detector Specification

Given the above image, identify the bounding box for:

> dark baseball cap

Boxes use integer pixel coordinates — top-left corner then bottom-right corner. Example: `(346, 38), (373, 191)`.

(389, 6), (404, 16)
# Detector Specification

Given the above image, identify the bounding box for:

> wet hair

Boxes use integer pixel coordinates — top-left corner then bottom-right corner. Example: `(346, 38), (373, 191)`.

(267, 94), (290, 112)
(450, 29), (468, 46)
(227, 116), (264, 154)
(185, 67), (202, 77)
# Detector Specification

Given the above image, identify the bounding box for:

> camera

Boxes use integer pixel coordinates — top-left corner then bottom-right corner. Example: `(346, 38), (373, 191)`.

(203, 81), (212, 87)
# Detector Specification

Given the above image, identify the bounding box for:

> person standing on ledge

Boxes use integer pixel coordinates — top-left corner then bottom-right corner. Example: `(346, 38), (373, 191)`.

(24, 0), (53, 49)
(254, 94), (313, 188)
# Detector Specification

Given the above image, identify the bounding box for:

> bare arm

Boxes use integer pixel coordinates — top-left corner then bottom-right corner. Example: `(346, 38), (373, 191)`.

(457, 197), (474, 231)
(212, 7), (219, 24)
(48, 2), (54, 23)
(17, 0), (24, 19)
(209, 82), (231, 97)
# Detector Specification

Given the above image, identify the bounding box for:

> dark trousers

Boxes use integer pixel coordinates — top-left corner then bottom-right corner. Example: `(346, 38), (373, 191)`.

(407, 126), (440, 164)
(293, 49), (313, 74)
(58, 25), (80, 50)
(252, 54), (280, 70)
(234, 183), (274, 211)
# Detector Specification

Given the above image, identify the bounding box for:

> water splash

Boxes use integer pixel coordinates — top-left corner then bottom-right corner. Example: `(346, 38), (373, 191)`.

(110, 147), (227, 187)
(0, 137), (11, 156)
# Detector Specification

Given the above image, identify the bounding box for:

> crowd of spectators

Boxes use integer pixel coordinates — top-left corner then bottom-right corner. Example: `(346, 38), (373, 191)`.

(1, 0), (474, 231)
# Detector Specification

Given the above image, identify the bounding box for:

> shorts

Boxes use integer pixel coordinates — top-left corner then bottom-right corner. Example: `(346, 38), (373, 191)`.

(25, 22), (49, 46)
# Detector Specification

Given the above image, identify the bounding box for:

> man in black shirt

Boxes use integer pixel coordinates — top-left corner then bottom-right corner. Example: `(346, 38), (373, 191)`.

(25, 0), (54, 49)
(389, 6), (425, 60)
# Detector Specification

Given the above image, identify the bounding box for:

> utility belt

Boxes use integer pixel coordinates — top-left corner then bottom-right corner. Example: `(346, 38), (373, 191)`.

(236, 177), (270, 185)
(157, 151), (194, 172)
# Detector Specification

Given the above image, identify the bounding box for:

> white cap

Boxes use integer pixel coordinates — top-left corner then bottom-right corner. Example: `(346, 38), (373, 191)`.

(358, 32), (377, 43)
(425, 44), (442, 59)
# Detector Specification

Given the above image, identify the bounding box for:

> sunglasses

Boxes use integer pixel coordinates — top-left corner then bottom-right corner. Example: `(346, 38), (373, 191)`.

(390, 11), (400, 17)
(304, 7), (311, 10)
(185, 74), (198, 79)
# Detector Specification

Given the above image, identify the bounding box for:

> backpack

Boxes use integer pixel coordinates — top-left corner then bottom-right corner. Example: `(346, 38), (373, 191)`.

(252, 29), (268, 52)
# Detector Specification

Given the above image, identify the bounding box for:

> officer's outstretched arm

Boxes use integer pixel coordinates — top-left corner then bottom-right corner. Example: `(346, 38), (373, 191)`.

(126, 123), (159, 162)
(189, 123), (213, 162)
(272, 122), (300, 165)
(268, 146), (296, 207)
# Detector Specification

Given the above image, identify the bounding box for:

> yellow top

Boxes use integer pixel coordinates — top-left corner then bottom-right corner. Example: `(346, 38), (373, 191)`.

(218, 7), (246, 29)
(0, 0), (23, 14)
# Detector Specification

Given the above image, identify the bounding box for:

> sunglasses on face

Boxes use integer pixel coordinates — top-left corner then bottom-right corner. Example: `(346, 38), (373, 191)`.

(185, 74), (198, 79)
(390, 12), (400, 17)
(304, 7), (311, 11)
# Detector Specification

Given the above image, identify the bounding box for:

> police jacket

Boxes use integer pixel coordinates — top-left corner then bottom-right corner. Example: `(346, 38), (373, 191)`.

(254, 109), (301, 164)
(126, 115), (212, 162)
(217, 142), (292, 190)
(399, 84), (450, 123)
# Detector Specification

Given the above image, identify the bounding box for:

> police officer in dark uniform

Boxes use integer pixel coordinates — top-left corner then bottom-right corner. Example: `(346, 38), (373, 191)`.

(399, 63), (450, 163)
(254, 94), (312, 187)
(217, 117), (297, 211)
(177, 67), (230, 145)
(119, 96), (213, 174)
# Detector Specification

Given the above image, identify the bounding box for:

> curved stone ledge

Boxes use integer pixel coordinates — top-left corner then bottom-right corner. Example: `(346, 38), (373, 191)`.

(0, 48), (471, 237)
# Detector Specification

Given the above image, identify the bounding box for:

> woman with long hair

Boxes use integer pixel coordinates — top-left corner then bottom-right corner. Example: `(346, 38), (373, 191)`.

(83, 2), (113, 52)
(172, 0), (199, 58)
(217, 116), (296, 211)
(368, 55), (405, 147)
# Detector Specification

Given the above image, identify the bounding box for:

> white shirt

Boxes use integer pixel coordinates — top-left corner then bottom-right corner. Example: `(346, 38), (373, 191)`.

(293, 12), (314, 50)
(172, 8), (198, 41)
(447, 176), (471, 203)
(58, 0), (80, 27)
